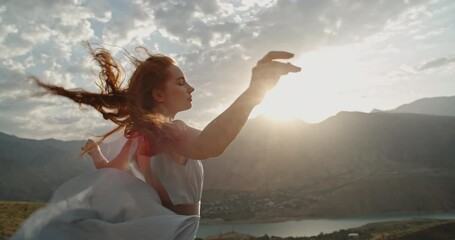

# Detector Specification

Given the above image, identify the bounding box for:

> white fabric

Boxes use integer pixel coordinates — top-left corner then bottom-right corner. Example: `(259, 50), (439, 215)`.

(150, 154), (203, 205)
(11, 138), (204, 240)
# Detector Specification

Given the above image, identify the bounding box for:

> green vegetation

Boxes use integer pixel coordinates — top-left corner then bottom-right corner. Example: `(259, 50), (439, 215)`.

(0, 201), (44, 238)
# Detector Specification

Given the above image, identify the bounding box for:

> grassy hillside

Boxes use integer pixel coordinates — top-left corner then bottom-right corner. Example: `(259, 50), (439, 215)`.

(0, 201), (44, 239)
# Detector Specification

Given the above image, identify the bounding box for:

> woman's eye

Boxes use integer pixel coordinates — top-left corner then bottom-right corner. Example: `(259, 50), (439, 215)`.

(177, 78), (186, 85)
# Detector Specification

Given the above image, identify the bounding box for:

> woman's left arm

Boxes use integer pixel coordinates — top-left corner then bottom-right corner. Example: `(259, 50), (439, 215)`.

(171, 51), (301, 160)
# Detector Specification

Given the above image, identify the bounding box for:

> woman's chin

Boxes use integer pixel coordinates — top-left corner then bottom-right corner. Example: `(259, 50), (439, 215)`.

(181, 104), (192, 111)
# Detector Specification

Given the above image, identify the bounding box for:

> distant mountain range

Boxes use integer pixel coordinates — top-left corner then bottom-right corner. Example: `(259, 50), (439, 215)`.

(204, 95), (455, 190)
(1, 95), (455, 218)
(371, 95), (455, 117)
(204, 111), (455, 188)
(0, 134), (92, 201)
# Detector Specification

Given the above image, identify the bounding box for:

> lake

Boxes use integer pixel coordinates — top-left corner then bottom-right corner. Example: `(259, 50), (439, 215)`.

(196, 212), (455, 238)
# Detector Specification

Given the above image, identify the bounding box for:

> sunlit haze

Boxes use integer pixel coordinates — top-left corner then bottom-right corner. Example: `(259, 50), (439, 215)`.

(253, 45), (374, 123)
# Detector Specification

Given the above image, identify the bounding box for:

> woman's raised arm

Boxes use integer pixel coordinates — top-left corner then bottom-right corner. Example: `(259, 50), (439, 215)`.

(173, 51), (301, 160)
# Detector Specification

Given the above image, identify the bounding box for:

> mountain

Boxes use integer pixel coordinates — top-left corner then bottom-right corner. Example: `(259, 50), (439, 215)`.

(0, 132), (94, 201)
(203, 111), (455, 190)
(375, 95), (455, 117)
(1, 111), (455, 218)
(200, 111), (455, 219)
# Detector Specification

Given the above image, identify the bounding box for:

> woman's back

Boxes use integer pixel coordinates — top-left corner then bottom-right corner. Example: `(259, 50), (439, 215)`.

(149, 154), (203, 205)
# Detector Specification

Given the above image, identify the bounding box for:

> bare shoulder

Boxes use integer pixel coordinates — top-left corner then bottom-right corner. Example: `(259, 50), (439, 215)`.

(171, 119), (188, 129)
(170, 120), (201, 142)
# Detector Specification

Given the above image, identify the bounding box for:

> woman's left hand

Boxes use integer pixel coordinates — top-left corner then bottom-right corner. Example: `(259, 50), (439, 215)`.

(247, 51), (301, 102)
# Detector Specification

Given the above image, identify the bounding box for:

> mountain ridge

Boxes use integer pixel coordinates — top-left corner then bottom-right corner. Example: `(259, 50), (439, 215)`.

(1, 96), (455, 218)
(373, 95), (455, 117)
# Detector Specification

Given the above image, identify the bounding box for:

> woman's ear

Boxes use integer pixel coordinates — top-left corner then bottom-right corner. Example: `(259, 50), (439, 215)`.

(152, 89), (165, 103)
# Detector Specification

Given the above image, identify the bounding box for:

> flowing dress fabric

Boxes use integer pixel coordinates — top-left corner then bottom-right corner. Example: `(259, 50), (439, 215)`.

(11, 139), (204, 240)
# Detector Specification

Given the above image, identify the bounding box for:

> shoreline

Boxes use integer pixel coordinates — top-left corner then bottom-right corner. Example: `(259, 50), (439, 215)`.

(197, 219), (455, 239)
(199, 210), (455, 225)
(1, 201), (454, 226)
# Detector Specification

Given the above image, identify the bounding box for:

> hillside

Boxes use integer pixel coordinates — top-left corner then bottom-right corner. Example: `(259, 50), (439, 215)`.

(1, 111), (455, 220)
(200, 112), (455, 220)
(0, 132), (93, 201)
(0, 201), (44, 239)
(203, 112), (455, 190)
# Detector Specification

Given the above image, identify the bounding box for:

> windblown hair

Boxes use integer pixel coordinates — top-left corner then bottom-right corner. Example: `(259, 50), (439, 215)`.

(32, 42), (176, 154)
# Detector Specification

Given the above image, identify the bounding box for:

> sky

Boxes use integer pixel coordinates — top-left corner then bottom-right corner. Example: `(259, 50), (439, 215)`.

(0, 0), (454, 141)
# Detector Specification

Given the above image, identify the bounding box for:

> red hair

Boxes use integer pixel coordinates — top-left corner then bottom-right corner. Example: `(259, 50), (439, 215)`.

(33, 42), (176, 155)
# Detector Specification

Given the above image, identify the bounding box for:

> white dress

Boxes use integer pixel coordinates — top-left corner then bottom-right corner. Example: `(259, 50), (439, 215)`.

(11, 138), (204, 240)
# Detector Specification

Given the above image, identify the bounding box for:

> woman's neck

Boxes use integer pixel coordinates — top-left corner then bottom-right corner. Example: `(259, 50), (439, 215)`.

(152, 105), (175, 120)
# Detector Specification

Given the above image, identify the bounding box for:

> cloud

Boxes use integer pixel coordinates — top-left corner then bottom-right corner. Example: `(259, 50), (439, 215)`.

(416, 55), (455, 71)
(385, 53), (455, 82)
(152, 1), (222, 47)
(0, 0), (453, 140)
(0, 59), (30, 99)
(413, 28), (445, 40)
(238, 0), (434, 55)
(9, 103), (114, 140)
(0, 1), (96, 58)
(100, 0), (157, 47)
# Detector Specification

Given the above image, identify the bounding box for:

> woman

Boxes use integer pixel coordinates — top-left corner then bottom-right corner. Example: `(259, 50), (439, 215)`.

(11, 44), (301, 240)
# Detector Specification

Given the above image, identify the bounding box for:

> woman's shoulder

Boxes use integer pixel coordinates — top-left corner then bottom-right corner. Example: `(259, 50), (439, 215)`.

(169, 120), (201, 141)
(171, 119), (188, 129)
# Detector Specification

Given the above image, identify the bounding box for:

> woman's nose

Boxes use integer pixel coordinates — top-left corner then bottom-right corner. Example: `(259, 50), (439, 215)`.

(188, 84), (195, 93)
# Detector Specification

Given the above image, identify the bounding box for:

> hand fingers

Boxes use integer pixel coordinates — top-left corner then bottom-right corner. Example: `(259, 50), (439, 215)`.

(260, 61), (302, 75)
(81, 139), (97, 151)
(257, 51), (295, 64)
(284, 62), (301, 73)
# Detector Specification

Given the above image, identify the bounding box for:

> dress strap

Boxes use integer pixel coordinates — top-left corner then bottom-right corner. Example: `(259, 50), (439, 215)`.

(142, 160), (174, 210)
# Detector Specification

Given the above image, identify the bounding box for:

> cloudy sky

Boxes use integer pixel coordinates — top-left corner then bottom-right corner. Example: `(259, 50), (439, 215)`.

(1, 0), (454, 140)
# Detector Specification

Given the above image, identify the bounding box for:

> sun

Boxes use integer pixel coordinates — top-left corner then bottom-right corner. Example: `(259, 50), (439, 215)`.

(251, 45), (371, 123)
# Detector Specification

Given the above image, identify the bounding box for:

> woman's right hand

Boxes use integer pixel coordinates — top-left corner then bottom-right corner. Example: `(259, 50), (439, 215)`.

(81, 139), (100, 157)
(247, 51), (301, 103)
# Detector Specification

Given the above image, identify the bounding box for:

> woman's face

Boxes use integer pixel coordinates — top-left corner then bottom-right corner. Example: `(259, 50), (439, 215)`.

(154, 64), (194, 116)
